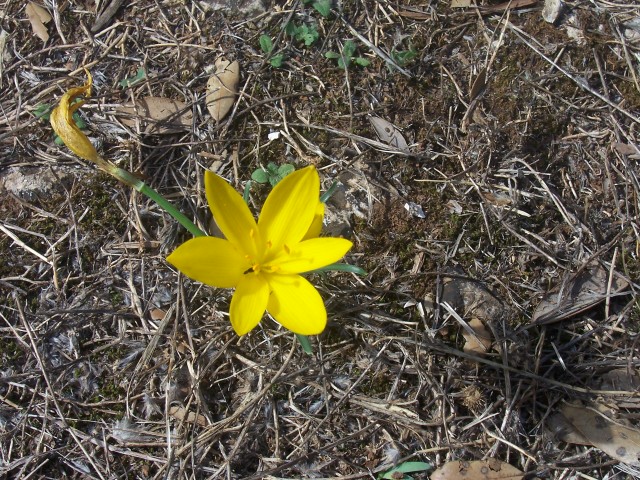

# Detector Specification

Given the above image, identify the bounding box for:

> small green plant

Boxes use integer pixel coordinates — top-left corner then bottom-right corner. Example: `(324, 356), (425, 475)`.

(118, 67), (146, 88)
(377, 461), (432, 480)
(251, 162), (295, 187)
(390, 46), (418, 68)
(303, 0), (332, 17)
(259, 34), (285, 68)
(325, 40), (370, 69)
(285, 21), (320, 46)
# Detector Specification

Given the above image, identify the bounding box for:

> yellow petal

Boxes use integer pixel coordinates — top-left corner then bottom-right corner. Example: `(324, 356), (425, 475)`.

(265, 274), (326, 335)
(303, 201), (325, 240)
(270, 237), (353, 274)
(166, 236), (248, 288)
(50, 71), (99, 163)
(258, 165), (318, 253)
(205, 171), (262, 260)
(230, 274), (269, 335)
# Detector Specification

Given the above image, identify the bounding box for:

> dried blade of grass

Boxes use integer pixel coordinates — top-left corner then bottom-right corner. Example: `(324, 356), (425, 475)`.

(507, 21), (640, 125)
(13, 293), (107, 479)
(338, 14), (412, 77)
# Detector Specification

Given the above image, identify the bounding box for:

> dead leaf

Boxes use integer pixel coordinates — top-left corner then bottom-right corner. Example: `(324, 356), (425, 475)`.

(462, 318), (492, 355)
(206, 59), (240, 122)
(398, 9), (431, 19)
(594, 369), (640, 408)
(547, 413), (591, 445)
(431, 459), (524, 480)
(532, 263), (629, 325)
(26, 2), (52, 42)
(479, 0), (539, 13)
(117, 97), (192, 134)
(561, 402), (640, 467)
(470, 68), (487, 101)
(451, 0), (471, 8)
(369, 116), (409, 151)
(168, 406), (208, 426)
(442, 273), (506, 324)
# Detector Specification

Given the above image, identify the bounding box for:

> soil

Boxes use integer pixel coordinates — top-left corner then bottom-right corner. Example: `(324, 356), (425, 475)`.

(1, 0), (639, 478)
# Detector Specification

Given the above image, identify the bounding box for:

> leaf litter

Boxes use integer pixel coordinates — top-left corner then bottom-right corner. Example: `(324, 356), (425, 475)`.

(1, 0), (640, 478)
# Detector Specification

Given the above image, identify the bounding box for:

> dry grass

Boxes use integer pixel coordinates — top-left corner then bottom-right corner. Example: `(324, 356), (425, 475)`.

(1, 0), (640, 478)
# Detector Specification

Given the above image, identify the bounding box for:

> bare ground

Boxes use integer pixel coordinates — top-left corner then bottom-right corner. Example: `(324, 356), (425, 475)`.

(1, 0), (640, 478)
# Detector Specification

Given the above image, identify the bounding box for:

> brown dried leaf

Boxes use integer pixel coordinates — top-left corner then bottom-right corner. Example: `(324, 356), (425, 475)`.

(117, 97), (192, 134)
(470, 68), (487, 101)
(561, 402), (640, 467)
(532, 263), (629, 325)
(451, 0), (472, 8)
(25, 2), (51, 42)
(431, 459), (524, 479)
(462, 318), (492, 355)
(547, 413), (591, 445)
(206, 59), (240, 122)
(168, 406), (208, 426)
(594, 369), (640, 408)
(369, 116), (409, 151)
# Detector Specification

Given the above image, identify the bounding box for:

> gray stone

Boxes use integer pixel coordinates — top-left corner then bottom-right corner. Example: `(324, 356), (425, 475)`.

(198, 0), (266, 17)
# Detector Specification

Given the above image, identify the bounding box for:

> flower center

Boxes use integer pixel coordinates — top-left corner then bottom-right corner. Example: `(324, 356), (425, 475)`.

(243, 240), (291, 275)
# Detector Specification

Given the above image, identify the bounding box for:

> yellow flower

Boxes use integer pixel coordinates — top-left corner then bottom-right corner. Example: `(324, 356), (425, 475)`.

(50, 70), (100, 163)
(167, 166), (352, 336)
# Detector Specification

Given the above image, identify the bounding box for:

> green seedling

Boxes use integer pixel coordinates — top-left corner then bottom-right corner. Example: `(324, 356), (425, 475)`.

(390, 46), (418, 68)
(251, 162), (295, 187)
(303, 0), (332, 17)
(118, 67), (146, 88)
(325, 40), (370, 69)
(259, 34), (285, 68)
(377, 461), (432, 480)
(285, 21), (320, 47)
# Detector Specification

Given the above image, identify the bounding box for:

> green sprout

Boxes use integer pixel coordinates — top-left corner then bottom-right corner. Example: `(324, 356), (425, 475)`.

(285, 21), (320, 47)
(325, 40), (370, 69)
(390, 46), (418, 68)
(118, 67), (147, 88)
(251, 162), (295, 187)
(303, 0), (332, 17)
(259, 34), (285, 68)
(377, 461), (432, 480)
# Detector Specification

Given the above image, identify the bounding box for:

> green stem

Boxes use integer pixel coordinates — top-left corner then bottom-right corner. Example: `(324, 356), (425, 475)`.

(296, 334), (313, 354)
(109, 165), (206, 238)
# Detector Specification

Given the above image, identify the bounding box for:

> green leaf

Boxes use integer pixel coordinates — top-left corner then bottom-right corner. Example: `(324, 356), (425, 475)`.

(266, 162), (279, 174)
(312, 0), (332, 17)
(118, 67), (146, 88)
(337, 57), (348, 69)
(354, 57), (370, 67)
(72, 112), (87, 130)
(251, 169), (270, 183)
(342, 40), (356, 58)
(320, 180), (339, 203)
(311, 263), (367, 275)
(243, 180), (252, 203)
(34, 103), (52, 120)
(284, 21), (296, 36)
(379, 462), (432, 480)
(259, 34), (273, 53)
(325, 51), (340, 59)
(270, 54), (284, 68)
(278, 164), (295, 177)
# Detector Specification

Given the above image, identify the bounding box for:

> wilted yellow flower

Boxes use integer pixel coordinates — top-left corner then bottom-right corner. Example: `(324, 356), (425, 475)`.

(167, 166), (352, 336)
(50, 70), (101, 164)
